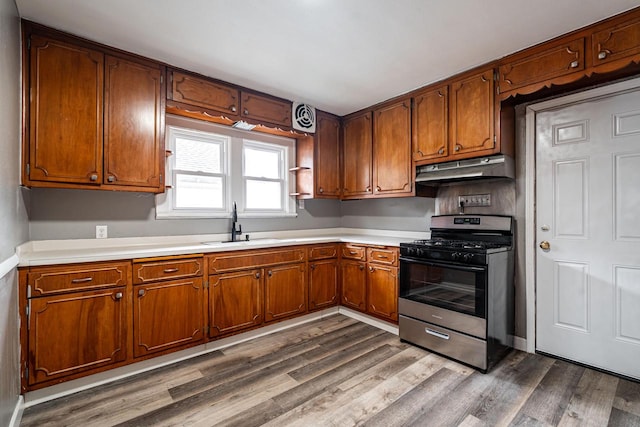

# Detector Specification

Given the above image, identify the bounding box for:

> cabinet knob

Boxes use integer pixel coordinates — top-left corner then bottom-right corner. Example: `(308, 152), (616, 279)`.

(359, 265), (364, 271)
(107, 175), (115, 183)
(138, 289), (145, 297)
(310, 264), (316, 270)
(598, 51), (607, 60)
(369, 266), (374, 272)
(375, 186), (381, 192)
(114, 292), (123, 300)
(90, 174), (98, 181)
(268, 270), (272, 277)
(243, 109), (249, 115)
(455, 145), (461, 152)
(366, 187), (371, 192)
(255, 272), (261, 279)
(318, 187), (324, 193)
(438, 148), (444, 155)
(231, 105), (237, 112)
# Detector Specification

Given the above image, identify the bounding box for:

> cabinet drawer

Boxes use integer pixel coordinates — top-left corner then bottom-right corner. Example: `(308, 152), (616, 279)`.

(592, 19), (640, 67)
(341, 245), (366, 261)
(208, 247), (305, 274)
(367, 247), (398, 266)
(308, 244), (338, 260)
(133, 257), (203, 284)
(27, 261), (130, 296)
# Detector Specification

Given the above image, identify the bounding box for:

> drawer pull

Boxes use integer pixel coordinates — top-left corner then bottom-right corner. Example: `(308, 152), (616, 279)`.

(71, 277), (93, 284)
(163, 268), (180, 273)
(376, 255), (389, 259)
(425, 328), (450, 340)
(349, 251), (357, 255)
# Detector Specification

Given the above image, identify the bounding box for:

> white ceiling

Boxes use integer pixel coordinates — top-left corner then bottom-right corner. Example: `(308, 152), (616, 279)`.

(15, 0), (640, 116)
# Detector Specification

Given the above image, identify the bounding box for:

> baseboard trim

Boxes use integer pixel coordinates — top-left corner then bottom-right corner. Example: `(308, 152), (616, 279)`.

(8, 395), (24, 427)
(338, 307), (399, 335)
(513, 336), (528, 352)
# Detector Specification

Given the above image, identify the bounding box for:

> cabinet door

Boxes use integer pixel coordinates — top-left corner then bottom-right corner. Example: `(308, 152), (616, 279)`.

(104, 56), (164, 191)
(28, 35), (104, 185)
(367, 265), (398, 323)
(27, 287), (127, 385)
(449, 68), (496, 157)
(264, 263), (307, 322)
(413, 85), (449, 163)
(592, 19), (640, 68)
(342, 112), (372, 198)
(373, 99), (412, 196)
(170, 70), (239, 116)
(340, 260), (367, 312)
(308, 259), (339, 311)
(209, 270), (263, 337)
(315, 112), (341, 197)
(499, 38), (585, 95)
(133, 278), (204, 358)
(241, 92), (292, 128)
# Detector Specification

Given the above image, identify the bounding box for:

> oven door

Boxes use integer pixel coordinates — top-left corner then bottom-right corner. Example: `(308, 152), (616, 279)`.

(399, 257), (487, 318)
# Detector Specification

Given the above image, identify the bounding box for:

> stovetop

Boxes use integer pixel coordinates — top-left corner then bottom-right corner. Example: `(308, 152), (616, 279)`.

(409, 238), (509, 251)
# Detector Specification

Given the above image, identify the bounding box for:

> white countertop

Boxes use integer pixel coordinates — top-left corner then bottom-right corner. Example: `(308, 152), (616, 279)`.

(16, 228), (430, 267)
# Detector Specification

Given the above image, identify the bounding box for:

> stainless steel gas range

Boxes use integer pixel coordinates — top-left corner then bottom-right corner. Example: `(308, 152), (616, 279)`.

(398, 214), (514, 372)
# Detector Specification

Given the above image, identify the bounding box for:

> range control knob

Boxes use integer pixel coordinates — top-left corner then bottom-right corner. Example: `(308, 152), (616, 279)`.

(451, 252), (461, 261)
(463, 253), (474, 262)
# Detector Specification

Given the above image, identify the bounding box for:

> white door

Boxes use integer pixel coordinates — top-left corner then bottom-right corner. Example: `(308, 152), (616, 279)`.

(536, 83), (640, 379)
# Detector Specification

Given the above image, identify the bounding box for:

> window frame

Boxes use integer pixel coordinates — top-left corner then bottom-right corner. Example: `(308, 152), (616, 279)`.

(156, 115), (297, 219)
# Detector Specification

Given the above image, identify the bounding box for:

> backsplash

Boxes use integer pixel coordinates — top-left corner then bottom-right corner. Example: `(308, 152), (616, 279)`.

(435, 180), (516, 217)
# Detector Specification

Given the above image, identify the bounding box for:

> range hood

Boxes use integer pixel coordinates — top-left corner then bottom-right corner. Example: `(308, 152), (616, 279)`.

(416, 154), (515, 184)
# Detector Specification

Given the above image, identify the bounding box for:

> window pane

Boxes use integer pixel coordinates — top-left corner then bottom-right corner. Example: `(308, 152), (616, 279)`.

(175, 138), (222, 173)
(244, 146), (280, 179)
(175, 174), (224, 208)
(245, 180), (282, 209)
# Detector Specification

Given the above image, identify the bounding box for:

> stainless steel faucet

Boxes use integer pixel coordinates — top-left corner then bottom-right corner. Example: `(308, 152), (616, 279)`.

(231, 202), (242, 242)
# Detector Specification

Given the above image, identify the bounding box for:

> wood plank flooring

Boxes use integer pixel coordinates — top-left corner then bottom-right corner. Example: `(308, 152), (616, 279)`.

(20, 314), (640, 427)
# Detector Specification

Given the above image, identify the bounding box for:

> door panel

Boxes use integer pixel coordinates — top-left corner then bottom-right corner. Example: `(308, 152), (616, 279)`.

(209, 270), (263, 337)
(536, 84), (640, 379)
(264, 263), (307, 322)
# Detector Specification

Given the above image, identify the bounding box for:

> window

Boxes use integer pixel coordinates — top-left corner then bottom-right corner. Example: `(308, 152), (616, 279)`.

(156, 115), (296, 218)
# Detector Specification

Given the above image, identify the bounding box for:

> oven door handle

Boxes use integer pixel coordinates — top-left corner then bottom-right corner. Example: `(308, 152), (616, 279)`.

(425, 328), (450, 340)
(399, 257), (486, 273)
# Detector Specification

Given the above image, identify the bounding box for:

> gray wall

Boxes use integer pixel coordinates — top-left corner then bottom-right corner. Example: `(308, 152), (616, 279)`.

(0, 0), (28, 424)
(341, 197), (435, 231)
(29, 189), (342, 239)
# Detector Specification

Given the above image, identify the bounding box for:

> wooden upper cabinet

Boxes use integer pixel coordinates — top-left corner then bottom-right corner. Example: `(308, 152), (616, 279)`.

(498, 37), (585, 96)
(373, 99), (412, 196)
(592, 17), (640, 69)
(104, 56), (164, 190)
(315, 112), (341, 197)
(241, 92), (292, 128)
(169, 70), (239, 116)
(449, 68), (496, 158)
(28, 35), (104, 185)
(342, 112), (372, 198)
(412, 85), (449, 164)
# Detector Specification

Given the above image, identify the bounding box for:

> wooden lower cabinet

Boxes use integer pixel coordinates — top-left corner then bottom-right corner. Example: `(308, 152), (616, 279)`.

(27, 287), (128, 386)
(209, 269), (263, 337)
(367, 265), (399, 322)
(308, 259), (339, 311)
(340, 260), (367, 311)
(264, 263), (307, 322)
(133, 278), (204, 358)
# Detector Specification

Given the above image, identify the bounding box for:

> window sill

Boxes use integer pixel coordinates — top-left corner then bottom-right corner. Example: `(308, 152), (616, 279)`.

(155, 212), (298, 220)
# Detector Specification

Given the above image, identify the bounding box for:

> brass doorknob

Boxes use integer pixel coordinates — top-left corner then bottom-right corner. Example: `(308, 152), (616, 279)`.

(539, 241), (550, 250)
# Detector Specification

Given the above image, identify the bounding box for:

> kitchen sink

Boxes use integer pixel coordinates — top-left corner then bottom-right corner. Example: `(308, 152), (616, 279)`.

(201, 238), (281, 246)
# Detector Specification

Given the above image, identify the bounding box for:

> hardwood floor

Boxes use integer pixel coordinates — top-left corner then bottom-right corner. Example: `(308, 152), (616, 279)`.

(21, 314), (640, 427)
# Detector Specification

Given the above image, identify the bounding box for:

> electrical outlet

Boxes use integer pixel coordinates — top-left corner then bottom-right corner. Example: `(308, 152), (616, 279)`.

(96, 225), (108, 239)
(458, 194), (491, 207)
